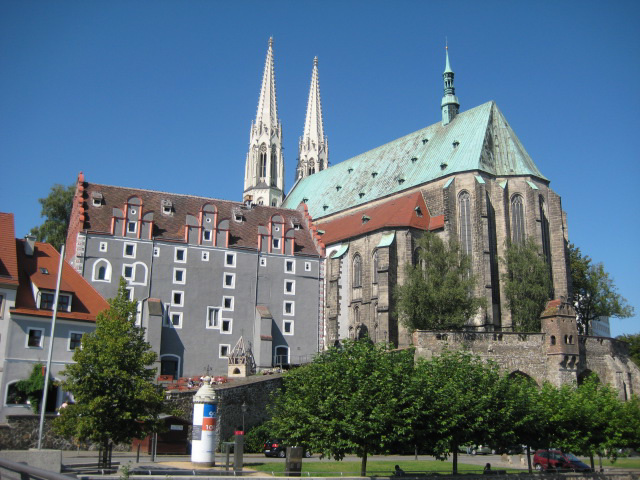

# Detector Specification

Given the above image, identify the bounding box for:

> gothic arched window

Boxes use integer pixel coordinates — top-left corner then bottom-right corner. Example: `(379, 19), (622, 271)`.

(511, 194), (525, 244)
(539, 196), (551, 265)
(352, 254), (362, 288)
(372, 250), (379, 284)
(270, 148), (277, 184)
(458, 191), (472, 257)
(259, 145), (267, 178)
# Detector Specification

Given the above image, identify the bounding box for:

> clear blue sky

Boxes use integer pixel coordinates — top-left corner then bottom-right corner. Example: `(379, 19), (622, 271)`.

(1, 0), (638, 336)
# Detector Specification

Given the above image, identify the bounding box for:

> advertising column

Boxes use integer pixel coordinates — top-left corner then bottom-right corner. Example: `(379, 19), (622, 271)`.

(191, 377), (217, 466)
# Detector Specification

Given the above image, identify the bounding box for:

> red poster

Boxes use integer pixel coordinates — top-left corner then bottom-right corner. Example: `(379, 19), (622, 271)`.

(202, 417), (216, 431)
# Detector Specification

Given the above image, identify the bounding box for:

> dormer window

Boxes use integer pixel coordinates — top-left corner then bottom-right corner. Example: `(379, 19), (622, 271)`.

(92, 192), (103, 207)
(233, 210), (244, 223)
(398, 178), (405, 185)
(415, 206), (423, 217)
(359, 192), (365, 198)
(161, 199), (173, 215)
(411, 157), (418, 163)
(453, 140), (460, 148)
(336, 185), (342, 191)
(422, 138), (429, 144)
(371, 172), (378, 178)
(348, 168), (354, 174)
(362, 215), (370, 224)
(39, 291), (71, 312)
(302, 197), (309, 203)
(40, 268), (49, 275)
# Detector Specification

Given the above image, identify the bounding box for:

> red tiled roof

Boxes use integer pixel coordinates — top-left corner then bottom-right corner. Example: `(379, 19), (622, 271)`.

(74, 181), (322, 257)
(0, 213), (19, 287)
(12, 240), (109, 322)
(315, 192), (444, 245)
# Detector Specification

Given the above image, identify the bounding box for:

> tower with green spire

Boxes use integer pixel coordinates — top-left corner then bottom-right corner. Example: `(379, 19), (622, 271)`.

(441, 45), (460, 125)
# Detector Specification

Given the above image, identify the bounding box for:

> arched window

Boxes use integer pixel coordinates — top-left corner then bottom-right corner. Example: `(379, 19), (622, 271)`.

(511, 194), (525, 244)
(354, 305), (360, 325)
(274, 346), (289, 366)
(372, 250), (379, 284)
(259, 145), (267, 178)
(92, 259), (112, 282)
(270, 148), (277, 184)
(550, 335), (556, 345)
(352, 254), (362, 288)
(458, 191), (472, 257)
(160, 354), (181, 378)
(539, 196), (551, 265)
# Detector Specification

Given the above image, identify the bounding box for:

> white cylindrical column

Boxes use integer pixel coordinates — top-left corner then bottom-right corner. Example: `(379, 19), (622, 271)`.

(191, 377), (217, 466)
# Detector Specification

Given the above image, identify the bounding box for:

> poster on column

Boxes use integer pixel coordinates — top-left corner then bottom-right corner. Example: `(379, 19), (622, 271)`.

(202, 403), (217, 450)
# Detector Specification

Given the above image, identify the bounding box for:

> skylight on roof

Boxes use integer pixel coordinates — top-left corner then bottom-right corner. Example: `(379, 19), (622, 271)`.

(40, 268), (49, 275)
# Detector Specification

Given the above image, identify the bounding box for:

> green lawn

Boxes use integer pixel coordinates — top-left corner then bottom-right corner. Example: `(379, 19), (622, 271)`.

(600, 458), (640, 470)
(247, 459), (522, 476)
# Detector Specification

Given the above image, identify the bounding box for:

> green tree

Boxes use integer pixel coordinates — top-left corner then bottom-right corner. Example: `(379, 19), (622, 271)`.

(269, 339), (415, 476)
(412, 350), (507, 474)
(395, 232), (485, 331)
(14, 363), (54, 414)
(54, 279), (164, 466)
(617, 334), (640, 368)
(502, 237), (552, 332)
(569, 244), (634, 335)
(30, 183), (75, 251)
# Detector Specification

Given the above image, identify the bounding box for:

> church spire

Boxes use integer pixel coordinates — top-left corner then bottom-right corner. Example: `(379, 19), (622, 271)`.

(297, 57), (329, 180)
(441, 44), (460, 125)
(243, 38), (285, 207)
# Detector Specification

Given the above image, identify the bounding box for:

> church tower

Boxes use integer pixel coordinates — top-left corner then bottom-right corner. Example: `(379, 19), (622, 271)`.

(296, 57), (328, 180)
(441, 45), (460, 125)
(243, 38), (285, 207)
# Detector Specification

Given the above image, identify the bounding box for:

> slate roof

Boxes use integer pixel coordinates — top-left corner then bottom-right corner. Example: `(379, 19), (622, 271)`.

(78, 182), (322, 257)
(12, 240), (109, 321)
(315, 192), (444, 245)
(283, 101), (546, 219)
(0, 213), (19, 287)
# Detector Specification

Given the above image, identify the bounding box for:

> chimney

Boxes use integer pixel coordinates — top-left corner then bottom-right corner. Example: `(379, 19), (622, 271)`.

(24, 235), (36, 256)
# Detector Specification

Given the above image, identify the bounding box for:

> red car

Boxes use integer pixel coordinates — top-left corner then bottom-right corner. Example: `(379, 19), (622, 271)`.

(533, 450), (592, 472)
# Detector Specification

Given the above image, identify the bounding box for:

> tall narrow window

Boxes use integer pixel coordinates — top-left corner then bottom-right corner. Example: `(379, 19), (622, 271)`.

(539, 196), (551, 265)
(352, 254), (362, 288)
(372, 250), (379, 284)
(511, 194), (525, 244)
(270, 148), (277, 185)
(259, 145), (267, 178)
(458, 191), (472, 257)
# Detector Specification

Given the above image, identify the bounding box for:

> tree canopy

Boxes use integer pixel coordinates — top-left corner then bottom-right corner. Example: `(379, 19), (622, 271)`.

(501, 237), (552, 332)
(395, 232), (485, 331)
(268, 339), (415, 476)
(618, 334), (640, 368)
(569, 244), (634, 335)
(54, 279), (164, 462)
(30, 183), (75, 251)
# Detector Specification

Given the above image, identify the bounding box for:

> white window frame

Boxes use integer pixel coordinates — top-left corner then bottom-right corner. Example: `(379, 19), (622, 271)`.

(122, 264), (134, 280)
(127, 221), (137, 234)
(260, 257), (267, 267)
(123, 242), (136, 258)
(68, 331), (84, 351)
(92, 259), (112, 283)
(162, 205), (172, 215)
(123, 262), (148, 286)
(26, 328), (45, 349)
(220, 317), (232, 334)
(203, 229), (212, 242)
(153, 247), (160, 257)
(224, 251), (236, 267)
(202, 251), (209, 261)
(222, 296), (234, 311)
(223, 272), (235, 289)
(283, 319), (294, 335)
(206, 306), (220, 329)
(174, 247), (187, 263)
(305, 261), (311, 272)
(173, 268), (186, 285)
(284, 279), (295, 295)
(169, 312), (183, 329)
(93, 197), (102, 207)
(99, 242), (108, 252)
(285, 259), (295, 273)
(219, 344), (231, 358)
(283, 300), (295, 316)
(171, 290), (184, 307)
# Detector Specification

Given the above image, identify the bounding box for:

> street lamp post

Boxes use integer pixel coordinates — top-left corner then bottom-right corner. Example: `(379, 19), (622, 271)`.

(241, 401), (248, 432)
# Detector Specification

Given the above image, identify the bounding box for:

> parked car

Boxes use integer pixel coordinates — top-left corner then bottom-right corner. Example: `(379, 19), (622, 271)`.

(533, 449), (592, 472)
(263, 439), (312, 458)
(460, 445), (493, 455)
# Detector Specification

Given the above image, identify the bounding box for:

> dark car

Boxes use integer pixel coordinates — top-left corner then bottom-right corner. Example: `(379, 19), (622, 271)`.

(533, 449), (592, 472)
(263, 439), (311, 458)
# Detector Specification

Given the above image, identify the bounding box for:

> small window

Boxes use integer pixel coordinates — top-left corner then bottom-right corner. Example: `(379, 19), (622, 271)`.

(69, 332), (83, 351)
(273, 238), (280, 250)
(222, 296), (234, 311)
(225, 252), (236, 267)
(283, 320), (294, 335)
(172, 291), (184, 307)
(284, 301), (294, 316)
(153, 247), (160, 257)
(123, 265), (133, 279)
(550, 335), (556, 345)
(285, 259), (295, 273)
(284, 280), (295, 295)
(352, 254), (362, 288)
(223, 273), (235, 288)
(260, 257), (267, 267)
(57, 295), (71, 312)
(125, 287), (134, 301)
(170, 312), (182, 328)
(175, 248), (187, 263)
(173, 268), (186, 284)
(40, 292), (55, 310)
(221, 318), (232, 333)
(234, 214), (243, 222)
(203, 230), (212, 241)
(162, 205), (172, 215)
(202, 251), (209, 261)
(27, 328), (44, 348)
(99, 242), (108, 252)
(93, 197), (102, 207)
(123, 243), (136, 258)
(305, 262), (311, 272)
(206, 307), (220, 329)
(219, 344), (230, 358)
(127, 221), (137, 234)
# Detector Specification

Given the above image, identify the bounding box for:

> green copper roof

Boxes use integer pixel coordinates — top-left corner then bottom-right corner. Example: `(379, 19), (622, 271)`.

(283, 101), (547, 219)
